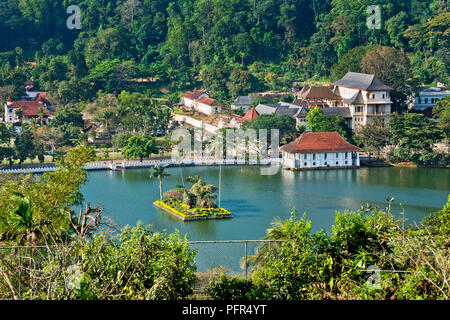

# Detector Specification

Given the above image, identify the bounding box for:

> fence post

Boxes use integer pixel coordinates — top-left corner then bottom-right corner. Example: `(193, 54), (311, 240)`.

(244, 241), (248, 279)
(18, 247), (21, 298)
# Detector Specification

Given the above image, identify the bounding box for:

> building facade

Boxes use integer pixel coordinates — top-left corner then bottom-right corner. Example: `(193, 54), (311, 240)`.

(196, 97), (222, 116)
(409, 86), (449, 115)
(231, 96), (254, 113)
(280, 132), (362, 170)
(332, 72), (393, 130)
(4, 97), (51, 124)
(180, 89), (208, 108)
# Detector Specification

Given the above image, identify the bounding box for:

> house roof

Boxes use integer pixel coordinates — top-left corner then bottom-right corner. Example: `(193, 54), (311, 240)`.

(280, 132), (362, 154)
(238, 107), (259, 122)
(181, 89), (206, 100)
(255, 103), (278, 115)
(332, 72), (393, 91)
(233, 96), (254, 105)
(296, 86), (342, 101)
(295, 107), (352, 119)
(35, 92), (54, 106)
(322, 107), (352, 118)
(197, 96), (217, 106)
(274, 105), (300, 117)
(343, 90), (365, 105)
(7, 101), (49, 117)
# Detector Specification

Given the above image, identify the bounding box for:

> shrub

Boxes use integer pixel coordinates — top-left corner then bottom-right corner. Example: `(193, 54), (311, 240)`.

(206, 273), (254, 300)
(37, 224), (197, 300)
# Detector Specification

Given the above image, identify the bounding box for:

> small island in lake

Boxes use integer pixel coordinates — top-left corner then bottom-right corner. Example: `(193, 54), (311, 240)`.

(153, 176), (232, 221)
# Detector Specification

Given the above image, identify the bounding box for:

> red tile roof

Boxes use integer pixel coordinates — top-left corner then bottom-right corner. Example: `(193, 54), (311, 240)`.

(238, 107), (259, 122)
(181, 89), (206, 100)
(280, 132), (362, 154)
(35, 92), (54, 106)
(197, 96), (216, 106)
(7, 101), (49, 117)
(296, 86), (342, 101)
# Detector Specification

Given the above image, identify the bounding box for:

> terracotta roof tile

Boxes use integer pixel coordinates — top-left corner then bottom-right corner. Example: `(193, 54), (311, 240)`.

(197, 96), (216, 106)
(238, 107), (259, 122)
(181, 89), (206, 100)
(296, 86), (342, 101)
(280, 132), (362, 154)
(7, 101), (49, 117)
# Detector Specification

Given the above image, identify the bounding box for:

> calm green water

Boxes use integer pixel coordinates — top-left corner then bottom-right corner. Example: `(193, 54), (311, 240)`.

(80, 166), (449, 240)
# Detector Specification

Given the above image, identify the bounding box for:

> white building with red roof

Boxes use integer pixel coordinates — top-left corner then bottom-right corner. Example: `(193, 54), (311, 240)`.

(4, 96), (52, 124)
(280, 132), (362, 170)
(180, 89), (223, 116)
(196, 96), (222, 116)
(180, 89), (208, 108)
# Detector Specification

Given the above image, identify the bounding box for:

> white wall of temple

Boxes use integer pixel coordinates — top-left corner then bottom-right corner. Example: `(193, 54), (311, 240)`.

(282, 151), (360, 169)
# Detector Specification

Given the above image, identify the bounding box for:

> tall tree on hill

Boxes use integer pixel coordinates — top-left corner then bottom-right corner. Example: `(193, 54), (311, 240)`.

(361, 46), (412, 113)
(354, 119), (390, 160)
(14, 128), (34, 165)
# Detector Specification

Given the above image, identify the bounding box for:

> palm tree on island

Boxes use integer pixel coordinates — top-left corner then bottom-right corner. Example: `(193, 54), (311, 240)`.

(150, 165), (170, 200)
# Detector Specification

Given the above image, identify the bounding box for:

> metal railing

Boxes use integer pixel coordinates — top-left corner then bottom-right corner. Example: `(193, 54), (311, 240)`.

(0, 158), (280, 174)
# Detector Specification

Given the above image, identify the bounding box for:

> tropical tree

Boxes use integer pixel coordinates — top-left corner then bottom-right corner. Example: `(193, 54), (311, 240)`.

(433, 97), (450, 138)
(0, 123), (10, 145)
(389, 113), (445, 165)
(354, 119), (390, 160)
(123, 135), (157, 162)
(14, 128), (35, 165)
(35, 126), (65, 161)
(150, 165), (171, 201)
(6, 193), (42, 245)
(37, 107), (45, 125)
(186, 175), (201, 185)
(189, 178), (217, 208)
(306, 108), (353, 142)
(14, 108), (24, 123)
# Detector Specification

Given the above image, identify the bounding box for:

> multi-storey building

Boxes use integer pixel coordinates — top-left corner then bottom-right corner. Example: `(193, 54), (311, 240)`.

(332, 72), (393, 130)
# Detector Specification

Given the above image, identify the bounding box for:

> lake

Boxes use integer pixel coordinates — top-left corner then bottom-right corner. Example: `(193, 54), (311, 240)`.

(80, 166), (449, 239)
(79, 165), (449, 273)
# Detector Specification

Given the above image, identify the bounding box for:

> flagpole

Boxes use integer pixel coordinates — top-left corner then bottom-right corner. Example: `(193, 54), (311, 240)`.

(218, 164), (222, 209)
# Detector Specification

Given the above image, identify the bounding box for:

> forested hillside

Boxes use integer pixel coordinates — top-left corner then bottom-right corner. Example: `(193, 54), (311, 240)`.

(0, 0), (448, 106)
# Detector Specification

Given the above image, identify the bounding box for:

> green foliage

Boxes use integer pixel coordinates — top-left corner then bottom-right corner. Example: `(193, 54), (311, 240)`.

(61, 224), (197, 300)
(0, 144), (97, 245)
(123, 135), (157, 162)
(388, 113), (445, 165)
(206, 273), (254, 300)
(433, 96), (450, 138)
(14, 128), (35, 164)
(354, 119), (390, 160)
(208, 198), (450, 300)
(1, 224), (197, 300)
(330, 45), (374, 81)
(306, 107), (353, 141)
(242, 114), (297, 142)
(422, 195), (450, 236)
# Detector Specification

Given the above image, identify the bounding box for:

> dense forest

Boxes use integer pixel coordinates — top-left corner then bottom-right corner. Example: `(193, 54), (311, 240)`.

(0, 0), (448, 106)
